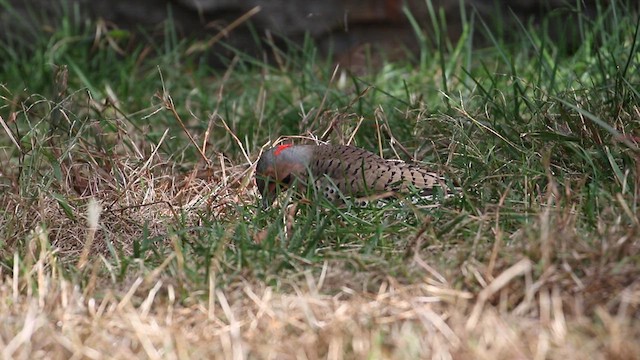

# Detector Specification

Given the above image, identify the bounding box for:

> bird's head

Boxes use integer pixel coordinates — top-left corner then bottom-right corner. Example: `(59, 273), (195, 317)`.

(255, 144), (311, 207)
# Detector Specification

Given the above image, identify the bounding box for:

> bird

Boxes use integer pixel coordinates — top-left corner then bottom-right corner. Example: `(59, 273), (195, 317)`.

(255, 143), (447, 207)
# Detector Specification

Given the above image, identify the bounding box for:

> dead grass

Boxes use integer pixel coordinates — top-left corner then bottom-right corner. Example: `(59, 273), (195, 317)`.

(1, 228), (639, 359)
(1, 132), (639, 358)
(1, 2), (640, 356)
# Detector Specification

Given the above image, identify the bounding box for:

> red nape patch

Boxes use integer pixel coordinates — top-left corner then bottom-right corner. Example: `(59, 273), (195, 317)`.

(274, 144), (293, 156)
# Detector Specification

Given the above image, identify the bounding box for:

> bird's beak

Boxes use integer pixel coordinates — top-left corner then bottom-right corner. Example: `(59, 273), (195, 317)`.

(261, 196), (271, 209)
(258, 179), (276, 209)
(260, 188), (278, 209)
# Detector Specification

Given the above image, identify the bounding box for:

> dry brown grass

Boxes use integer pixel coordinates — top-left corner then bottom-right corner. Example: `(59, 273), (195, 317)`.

(2, 17), (640, 355)
(1, 142), (639, 359)
(1, 231), (639, 359)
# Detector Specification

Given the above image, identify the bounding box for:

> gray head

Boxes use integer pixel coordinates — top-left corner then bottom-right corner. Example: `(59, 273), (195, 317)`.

(255, 144), (313, 207)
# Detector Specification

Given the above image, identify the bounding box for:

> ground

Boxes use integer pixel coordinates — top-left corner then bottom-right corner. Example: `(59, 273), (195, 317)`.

(0, 1), (639, 358)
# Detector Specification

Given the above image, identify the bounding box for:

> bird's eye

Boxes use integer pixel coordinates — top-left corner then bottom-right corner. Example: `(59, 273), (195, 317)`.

(281, 174), (293, 185)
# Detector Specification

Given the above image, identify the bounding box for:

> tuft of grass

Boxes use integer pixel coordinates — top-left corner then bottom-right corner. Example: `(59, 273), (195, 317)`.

(0, 0), (639, 358)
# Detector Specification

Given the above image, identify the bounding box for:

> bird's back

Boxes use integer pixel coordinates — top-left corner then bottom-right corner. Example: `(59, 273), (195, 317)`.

(309, 145), (442, 196)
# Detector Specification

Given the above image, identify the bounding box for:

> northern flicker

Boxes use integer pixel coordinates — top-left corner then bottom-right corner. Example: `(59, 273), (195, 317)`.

(255, 143), (447, 207)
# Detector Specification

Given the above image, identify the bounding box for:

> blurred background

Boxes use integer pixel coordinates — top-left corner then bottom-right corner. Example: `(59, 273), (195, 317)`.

(1, 0), (597, 71)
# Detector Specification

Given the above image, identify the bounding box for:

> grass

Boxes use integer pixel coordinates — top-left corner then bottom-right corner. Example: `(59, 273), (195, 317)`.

(1, 0), (640, 358)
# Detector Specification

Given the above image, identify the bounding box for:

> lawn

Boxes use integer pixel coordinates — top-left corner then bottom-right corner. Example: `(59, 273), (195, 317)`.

(1, 1), (639, 358)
